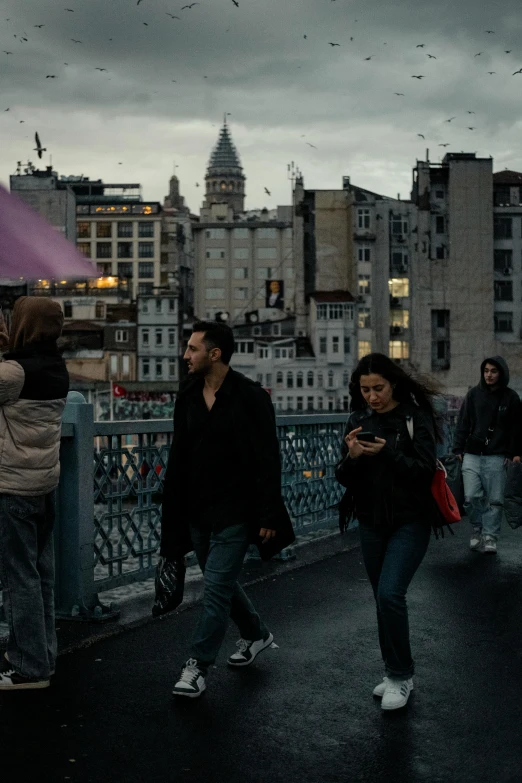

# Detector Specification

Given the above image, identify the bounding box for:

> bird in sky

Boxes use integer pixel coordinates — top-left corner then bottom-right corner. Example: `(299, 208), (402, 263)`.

(264, 187), (271, 196)
(181, 2), (199, 8)
(438, 143), (450, 147)
(468, 127), (476, 130)
(137, 0), (144, 4)
(95, 67), (107, 71)
(64, 62), (69, 65)
(303, 34), (307, 39)
(488, 71), (496, 74)
(3, 51), (12, 55)
(34, 24), (45, 28)
(364, 55), (374, 60)
(232, 0), (239, 6)
(71, 39), (82, 43)
(64, 8), (74, 11)
(195, 182), (200, 187)
(306, 142), (317, 148)
(166, 13), (181, 18)
(445, 117), (456, 122)
(19, 120), (24, 123)
(411, 75), (424, 79)
(416, 44), (425, 48)
(474, 52), (483, 57)
(394, 92), (405, 96)
(427, 54), (437, 59)
(4, 108), (10, 112)
(417, 134), (425, 139)
(328, 42), (340, 47)
(46, 74), (56, 78)
(34, 132), (46, 158)
(172, 79), (177, 82)
(485, 30), (495, 33)
(513, 68), (522, 75)
(505, 50), (512, 54)
(143, 22), (148, 26)
(467, 110), (475, 114)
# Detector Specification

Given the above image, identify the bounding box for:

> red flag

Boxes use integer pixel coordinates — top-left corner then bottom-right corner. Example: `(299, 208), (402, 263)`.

(112, 383), (127, 398)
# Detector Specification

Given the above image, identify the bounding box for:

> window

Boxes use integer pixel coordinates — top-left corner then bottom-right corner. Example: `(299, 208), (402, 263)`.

(97, 262), (111, 276)
(358, 274), (371, 296)
(358, 340), (371, 359)
(391, 214), (408, 235)
(329, 304), (351, 320)
(138, 262), (154, 278)
(328, 370), (334, 388)
(389, 278), (409, 297)
(257, 247), (277, 260)
(271, 323), (281, 336)
(274, 347), (293, 359)
(169, 298), (175, 312)
(435, 189), (444, 199)
(234, 248), (249, 260)
(95, 302), (105, 319)
(138, 282), (153, 295)
(494, 185), (511, 206)
(287, 396), (294, 410)
(155, 359), (163, 378)
(117, 222), (133, 238)
(231, 268), (247, 280)
(96, 242), (112, 259)
(344, 336), (351, 354)
(206, 268), (226, 279)
(319, 336), (327, 354)
(357, 246), (371, 262)
(206, 228), (226, 239)
(236, 341), (254, 354)
(390, 309), (410, 328)
(276, 371), (283, 387)
(168, 329), (176, 348)
(317, 304), (328, 320)
(110, 355), (118, 375)
(118, 262), (133, 278)
(122, 355), (130, 376)
(257, 228), (276, 239)
(494, 312), (513, 332)
(342, 371), (349, 386)
(206, 249), (226, 259)
(494, 249), (513, 272)
(357, 209), (371, 230)
(77, 242), (91, 257)
(307, 371), (314, 387)
(64, 301), (72, 318)
(435, 246), (446, 260)
(317, 396), (323, 411)
(155, 299), (162, 314)
(317, 372), (323, 388)
(494, 281), (513, 301)
(138, 222), (154, 238)
(435, 216), (445, 234)
(307, 396), (314, 411)
(287, 372), (293, 388)
(332, 336), (340, 353)
(117, 242), (132, 259)
(142, 329), (150, 346)
(258, 346), (270, 359)
(155, 329), (163, 346)
(256, 373), (263, 384)
(296, 397), (303, 412)
(77, 222), (91, 238)
(115, 329), (128, 343)
(138, 242), (154, 259)
(494, 217), (512, 239)
(142, 359), (150, 378)
(358, 307), (371, 329)
(235, 288), (248, 300)
(233, 228), (249, 239)
(257, 267), (274, 279)
(168, 360), (177, 379)
(296, 371), (303, 388)
(391, 251), (408, 274)
(96, 222), (112, 238)
(389, 341), (410, 359)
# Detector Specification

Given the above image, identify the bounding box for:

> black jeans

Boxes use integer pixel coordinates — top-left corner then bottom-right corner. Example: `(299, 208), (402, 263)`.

(359, 521), (431, 678)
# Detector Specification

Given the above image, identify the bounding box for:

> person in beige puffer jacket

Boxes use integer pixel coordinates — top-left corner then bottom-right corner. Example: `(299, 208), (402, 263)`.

(0, 297), (69, 690)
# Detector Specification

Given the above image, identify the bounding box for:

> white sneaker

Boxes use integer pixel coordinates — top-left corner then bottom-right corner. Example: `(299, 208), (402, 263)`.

(227, 633), (274, 667)
(381, 678), (413, 710)
(374, 675), (414, 698)
(172, 659), (206, 698)
(470, 532), (483, 551)
(483, 536), (497, 554)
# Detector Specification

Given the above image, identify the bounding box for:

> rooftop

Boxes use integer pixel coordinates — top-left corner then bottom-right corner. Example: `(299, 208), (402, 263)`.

(493, 170), (522, 185)
(207, 117), (244, 177)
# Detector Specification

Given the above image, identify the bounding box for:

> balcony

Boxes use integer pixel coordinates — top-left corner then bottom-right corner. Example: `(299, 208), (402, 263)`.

(29, 278), (129, 298)
(353, 230), (376, 241)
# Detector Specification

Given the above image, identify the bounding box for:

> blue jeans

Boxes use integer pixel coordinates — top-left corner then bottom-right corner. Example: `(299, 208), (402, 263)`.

(359, 522), (431, 678)
(0, 493), (57, 679)
(462, 454), (506, 540)
(189, 523), (269, 670)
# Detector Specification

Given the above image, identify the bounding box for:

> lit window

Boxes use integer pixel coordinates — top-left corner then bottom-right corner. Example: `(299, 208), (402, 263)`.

(389, 341), (410, 359)
(389, 278), (409, 298)
(77, 222), (91, 238)
(96, 222), (112, 238)
(358, 340), (371, 359)
(77, 242), (91, 258)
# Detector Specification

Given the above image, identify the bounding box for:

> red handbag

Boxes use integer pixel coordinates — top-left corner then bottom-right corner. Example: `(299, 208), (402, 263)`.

(406, 418), (461, 526)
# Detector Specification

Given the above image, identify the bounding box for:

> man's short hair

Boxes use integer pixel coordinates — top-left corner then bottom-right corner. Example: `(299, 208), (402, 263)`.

(192, 320), (235, 365)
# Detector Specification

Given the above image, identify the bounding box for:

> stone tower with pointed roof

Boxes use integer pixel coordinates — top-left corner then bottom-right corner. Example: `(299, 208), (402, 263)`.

(204, 115), (245, 214)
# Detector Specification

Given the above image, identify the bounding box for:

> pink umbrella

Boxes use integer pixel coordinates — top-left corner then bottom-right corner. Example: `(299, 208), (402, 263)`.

(0, 184), (97, 280)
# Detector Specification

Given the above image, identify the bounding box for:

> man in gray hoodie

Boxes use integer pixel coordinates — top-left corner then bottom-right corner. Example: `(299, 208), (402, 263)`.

(453, 356), (521, 554)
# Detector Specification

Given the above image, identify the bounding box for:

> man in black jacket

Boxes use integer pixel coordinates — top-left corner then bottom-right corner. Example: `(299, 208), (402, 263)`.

(453, 356), (521, 554)
(161, 321), (294, 698)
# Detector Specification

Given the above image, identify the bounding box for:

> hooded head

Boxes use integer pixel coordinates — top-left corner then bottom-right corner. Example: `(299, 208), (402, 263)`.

(480, 356), (510, 390)
(8, 296), (64, 353)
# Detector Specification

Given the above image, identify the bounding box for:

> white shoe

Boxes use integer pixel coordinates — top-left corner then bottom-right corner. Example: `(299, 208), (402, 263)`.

(470, 532), (483, 551)
(227, 633), (274, 667)
(483, 536), (497, 554)
(373, 675), (414, 698)
(172, 659), (206, 698)
(381, 678), (413, 710)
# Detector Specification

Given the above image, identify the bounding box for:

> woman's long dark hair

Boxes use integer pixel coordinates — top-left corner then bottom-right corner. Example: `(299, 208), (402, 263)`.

(349, 353), (442, 441)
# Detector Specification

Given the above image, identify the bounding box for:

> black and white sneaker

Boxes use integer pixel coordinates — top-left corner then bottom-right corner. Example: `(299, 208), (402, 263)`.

(0, 656), (50, 691)
(227, 633), (274, 667)
(172, 659), (206, 698)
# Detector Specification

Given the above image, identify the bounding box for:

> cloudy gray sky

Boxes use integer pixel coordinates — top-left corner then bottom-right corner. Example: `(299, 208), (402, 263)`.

(1, 0), (522, 212)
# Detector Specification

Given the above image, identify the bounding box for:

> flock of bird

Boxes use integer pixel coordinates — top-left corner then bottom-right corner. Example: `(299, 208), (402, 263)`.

(1, 1), (522, 198)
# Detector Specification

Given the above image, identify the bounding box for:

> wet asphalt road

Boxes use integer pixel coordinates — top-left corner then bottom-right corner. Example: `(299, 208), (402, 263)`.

(2, 524), (522, 783)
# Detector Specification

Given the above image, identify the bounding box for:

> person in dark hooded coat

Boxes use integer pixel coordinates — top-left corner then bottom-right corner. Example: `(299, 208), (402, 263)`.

(452, 356), (521, 554)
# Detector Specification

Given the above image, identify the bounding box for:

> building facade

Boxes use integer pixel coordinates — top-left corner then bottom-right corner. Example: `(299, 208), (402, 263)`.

(136, 292), (179, 383)
(10, 163), (77, 242)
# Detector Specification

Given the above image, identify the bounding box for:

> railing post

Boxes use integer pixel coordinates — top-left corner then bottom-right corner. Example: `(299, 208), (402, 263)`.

(55, 395), (114, 619)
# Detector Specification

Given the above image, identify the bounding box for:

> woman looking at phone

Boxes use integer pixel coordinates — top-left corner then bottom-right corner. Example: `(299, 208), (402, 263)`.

(335, 353), (439, 711)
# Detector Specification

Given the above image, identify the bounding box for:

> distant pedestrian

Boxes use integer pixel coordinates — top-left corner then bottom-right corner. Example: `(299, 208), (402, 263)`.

(452, 356), (520, 554)
(0, 297), (69, 691)
(336, 353), (439, 711)
(161, 321), (294, 699)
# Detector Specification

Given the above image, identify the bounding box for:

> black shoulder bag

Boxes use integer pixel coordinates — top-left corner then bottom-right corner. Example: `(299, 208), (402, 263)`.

(465, 393), (504, 453)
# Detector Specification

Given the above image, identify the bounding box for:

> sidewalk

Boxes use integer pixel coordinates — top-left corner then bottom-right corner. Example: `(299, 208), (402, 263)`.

(2, 523), (522, 783)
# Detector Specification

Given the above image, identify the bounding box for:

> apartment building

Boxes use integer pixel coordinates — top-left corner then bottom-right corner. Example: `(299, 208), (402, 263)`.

(136, 292), (179, 383)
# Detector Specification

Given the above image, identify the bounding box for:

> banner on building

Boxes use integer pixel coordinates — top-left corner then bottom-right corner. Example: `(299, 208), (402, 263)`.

(265, 280), (284, 309)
